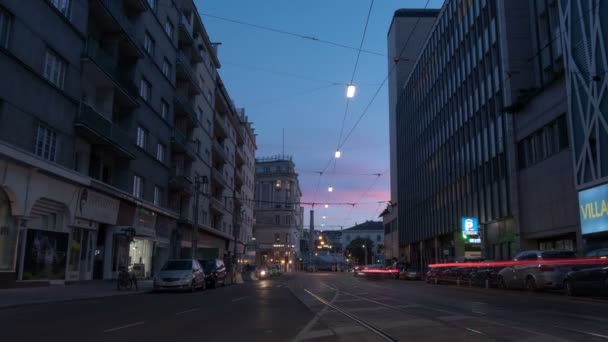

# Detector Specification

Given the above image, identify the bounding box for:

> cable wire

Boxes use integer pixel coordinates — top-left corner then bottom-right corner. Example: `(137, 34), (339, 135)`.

(200, 12), (386, 57)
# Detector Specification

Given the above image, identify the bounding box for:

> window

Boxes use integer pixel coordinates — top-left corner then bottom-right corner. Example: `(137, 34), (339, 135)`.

(377, 235), (381, 242)
(285, 216), (291, 225)
(35, 124), (57, 161)
(146, 0), (156, 11)
(162, 58), (171, 78)
(165, 20), (174, 39)
(197, 107), (203, 122)
(143, 32), (155, 56)
(201, 210), (208, 225)
(274, 215), (280, 225)
(156, 143), (165, 162)
(140, 78), (151, 101)
(0, 7), (11, 49)
(161, 99), (169, 120)
(133, 175), (143, 198)
(136, 126), (148, 149)
(49, 0), (71, 18)
(43, 50), (66, 89)
(153, 186), (163, 206)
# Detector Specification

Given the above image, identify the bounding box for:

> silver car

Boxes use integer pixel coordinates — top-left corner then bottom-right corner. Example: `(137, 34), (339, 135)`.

(154, 259), (206, 292)
(498, 250), (577, 291)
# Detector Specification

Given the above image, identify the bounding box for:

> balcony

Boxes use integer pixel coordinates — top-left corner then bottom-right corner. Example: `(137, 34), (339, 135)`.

(174, 94), (199, 128)
(82, 39), (139, 107)
(212, 140), (228, 165)
(90, 0), (143, 58)
(191, 35), (204, 64)
(210, 196), (228, 216)
(176, 51), (200, 96)
(213, 112), (229, 139)
(178, 14), (194, 46)
(210, 168), (229, 190)
(235, 147), (245, 167)
(74, 104), (135, 159)
(171, 129), (196, 161)
(235, 168), (244, 190)
(169, 168), (194, 196)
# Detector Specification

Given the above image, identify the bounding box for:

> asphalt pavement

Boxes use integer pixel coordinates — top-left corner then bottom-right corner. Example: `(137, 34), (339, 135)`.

(0, 273), (607, 342)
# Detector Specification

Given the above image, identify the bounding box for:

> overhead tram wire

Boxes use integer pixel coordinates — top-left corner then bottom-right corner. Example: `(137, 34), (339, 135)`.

(336, 0), (432, 152)
(340, 171), (386, 229)
(200, 12), (386, 57)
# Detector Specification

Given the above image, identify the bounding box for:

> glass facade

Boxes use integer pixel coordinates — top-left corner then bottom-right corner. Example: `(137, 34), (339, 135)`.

(397, 0), (510, 245)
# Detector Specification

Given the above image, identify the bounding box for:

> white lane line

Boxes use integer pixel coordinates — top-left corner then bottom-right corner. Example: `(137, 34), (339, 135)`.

(553, 326), (608, 340)
(291, 288), (339, 342)
(103, 321), (144, 333)
(465, 328), (484, 335)
(231, 296), (249, 302)
(175, 308), (200, 316)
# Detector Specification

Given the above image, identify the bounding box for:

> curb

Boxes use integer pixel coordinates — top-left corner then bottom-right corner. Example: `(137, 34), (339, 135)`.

(0, 289), (153, 311)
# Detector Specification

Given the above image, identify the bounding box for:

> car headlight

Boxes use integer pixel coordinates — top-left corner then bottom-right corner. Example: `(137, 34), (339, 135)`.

(260, 270), (266, 276)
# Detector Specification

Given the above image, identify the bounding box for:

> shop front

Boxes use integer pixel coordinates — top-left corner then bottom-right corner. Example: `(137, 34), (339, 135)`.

(0, 188), (19, 287)
(66, 188), (119, 281)
(104, 203), (161, 279)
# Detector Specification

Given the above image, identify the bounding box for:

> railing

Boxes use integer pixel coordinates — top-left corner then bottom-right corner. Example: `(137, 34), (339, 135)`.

(177, 51), (195, 79)
(99, 0), (138, 42)
(83, 39), (138, 98)
(76, 104), (133, 153)
(171, 129), (197, 158)
(175, 94), (198, 123)
(170, 167), (193, 193)
(179, 14), (194, 40)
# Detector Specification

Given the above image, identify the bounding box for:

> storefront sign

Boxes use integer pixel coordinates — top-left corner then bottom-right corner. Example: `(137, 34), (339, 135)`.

(22, 229), (68, 280)
(579, 183), (608, 235)
(461, 217), (479, 236)
(76, 188), (119, 225)
(134, 207), (157, 238)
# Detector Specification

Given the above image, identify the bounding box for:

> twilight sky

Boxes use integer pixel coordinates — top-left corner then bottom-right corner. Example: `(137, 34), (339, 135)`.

(195, 0), (444, 230)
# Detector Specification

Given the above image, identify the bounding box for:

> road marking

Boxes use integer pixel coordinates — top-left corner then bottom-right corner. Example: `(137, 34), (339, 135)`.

(175, 308), (200, 316)
(465, 328), (484, 335)
(231, 296), (249, 302)
(304, 289), (398, 342)
(553, 326), (608, 340)
(291, 289), (339, 342)
(103, 321), (144, 333)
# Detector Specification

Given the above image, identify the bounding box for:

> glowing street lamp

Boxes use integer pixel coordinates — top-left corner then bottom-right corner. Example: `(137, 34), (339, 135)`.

(328, 186), (333, 192)
(335, 150), (342, 159)
(346, 84), (356, 98)
(324, 204), (329, 209)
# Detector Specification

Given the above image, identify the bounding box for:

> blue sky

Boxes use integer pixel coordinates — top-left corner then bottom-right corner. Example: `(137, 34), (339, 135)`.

(195, 0), (444, 230)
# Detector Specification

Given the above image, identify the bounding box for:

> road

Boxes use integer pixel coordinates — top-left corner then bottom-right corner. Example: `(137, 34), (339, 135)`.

(1, 273), (607, 341)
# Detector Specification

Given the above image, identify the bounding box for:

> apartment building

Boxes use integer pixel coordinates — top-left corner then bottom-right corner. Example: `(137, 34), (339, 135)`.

(0, 0), (255, 287)
(253, 155), (304, 270)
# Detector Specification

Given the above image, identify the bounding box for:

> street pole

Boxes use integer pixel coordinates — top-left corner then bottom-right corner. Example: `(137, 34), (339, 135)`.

(364, 245), (368, 266)
(191, 177), (201, 259)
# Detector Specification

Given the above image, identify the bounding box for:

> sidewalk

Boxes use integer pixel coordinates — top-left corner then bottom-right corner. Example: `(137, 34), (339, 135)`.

(0, 280), (153, 309)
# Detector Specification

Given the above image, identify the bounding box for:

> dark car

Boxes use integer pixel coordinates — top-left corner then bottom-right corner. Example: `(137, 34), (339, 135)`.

(469, 266), (502, 287)
(564, 266), (608, 296)
(200, 259), (227, 288)
(563, 249), (608, 296)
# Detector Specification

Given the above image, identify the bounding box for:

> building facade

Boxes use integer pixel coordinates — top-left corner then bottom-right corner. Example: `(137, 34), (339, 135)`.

(394, 0), (588, 269)
(253, 155), (303, 271)
(340, 221), (385, 265)
(0, 0), (254, 287)
(387, 9), (439, 262)
(558, 0), (608, 250)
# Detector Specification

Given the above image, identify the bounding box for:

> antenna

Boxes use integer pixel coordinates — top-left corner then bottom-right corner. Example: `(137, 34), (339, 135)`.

(282, 128), (285, 156)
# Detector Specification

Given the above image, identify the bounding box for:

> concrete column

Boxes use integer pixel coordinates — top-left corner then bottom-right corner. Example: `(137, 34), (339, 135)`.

(103, 229), (114, 280)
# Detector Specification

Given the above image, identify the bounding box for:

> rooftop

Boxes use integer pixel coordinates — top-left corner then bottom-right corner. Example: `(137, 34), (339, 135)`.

(343, 221), (383, 232)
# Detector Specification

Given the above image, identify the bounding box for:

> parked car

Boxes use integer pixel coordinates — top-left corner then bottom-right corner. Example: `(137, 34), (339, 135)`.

(269, 264), (282, 276)
(498, 250), (577, 291)
(469, 266), (502, 287)
(400, 268), (422, 280)
(564, 266), (608, 296)
(200, 259), (227, 288)
(586, 248), (608, 258)
(153, 259), (206, 292)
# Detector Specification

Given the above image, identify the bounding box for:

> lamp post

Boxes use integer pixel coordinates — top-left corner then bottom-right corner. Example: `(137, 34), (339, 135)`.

(362, 244), (368, 266)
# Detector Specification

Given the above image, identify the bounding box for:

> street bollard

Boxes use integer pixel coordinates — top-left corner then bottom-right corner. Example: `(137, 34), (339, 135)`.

(435, 278), (438, 284)
(457, 279), (460, 287)
(469, 279), (472, 287)
(485, 279), (489, 289)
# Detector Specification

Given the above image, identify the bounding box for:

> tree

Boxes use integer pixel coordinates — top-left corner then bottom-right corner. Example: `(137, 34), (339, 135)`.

(346, 237), (374, 266)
